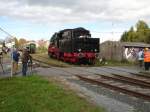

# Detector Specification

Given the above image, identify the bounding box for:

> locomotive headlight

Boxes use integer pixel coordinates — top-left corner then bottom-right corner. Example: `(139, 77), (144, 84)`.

(95, 49), (97, 52)
(78, 49), (81, 52)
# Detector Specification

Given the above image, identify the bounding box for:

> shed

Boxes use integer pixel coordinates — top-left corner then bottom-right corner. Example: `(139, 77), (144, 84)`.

(100, 41), (150, 61)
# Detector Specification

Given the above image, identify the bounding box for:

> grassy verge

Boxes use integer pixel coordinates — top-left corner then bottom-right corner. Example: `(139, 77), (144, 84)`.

(0, 75), (105, 112)
(32, 53), (136, 67)
(32, 53), (73, 67)
(95, 59), (136, 66)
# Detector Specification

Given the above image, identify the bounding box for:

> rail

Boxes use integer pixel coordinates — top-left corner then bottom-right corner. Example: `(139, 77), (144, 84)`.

(100, 74), (150, 88)
(76, 75), (150, 101)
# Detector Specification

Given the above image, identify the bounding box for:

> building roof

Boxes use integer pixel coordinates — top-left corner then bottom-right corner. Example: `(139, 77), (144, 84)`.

(122, 42), (150, 48)
(101, 41), (150, 48)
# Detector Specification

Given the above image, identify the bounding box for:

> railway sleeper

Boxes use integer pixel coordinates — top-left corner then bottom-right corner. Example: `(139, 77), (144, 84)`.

(112, 73), (150, 85)
(76, 75), (150, 101)
(99, 74), (150, 88)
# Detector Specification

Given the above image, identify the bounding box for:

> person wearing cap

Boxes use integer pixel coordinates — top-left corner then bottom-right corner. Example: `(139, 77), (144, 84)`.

(144, 48), (150, 70)
(21, 48), (32, 76)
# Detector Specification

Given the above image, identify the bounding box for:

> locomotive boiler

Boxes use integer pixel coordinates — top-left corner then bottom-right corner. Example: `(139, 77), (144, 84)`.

(48, 27), (99, 64)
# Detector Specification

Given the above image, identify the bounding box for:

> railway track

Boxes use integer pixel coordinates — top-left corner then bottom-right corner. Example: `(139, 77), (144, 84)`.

(112, 73), (150, 84)
(93, 67), (150, 84)
(131, 72), (150, 79)
(32, 55), (150, 101)
(32, 57), (52, 67)
(100, 74), (150, 88)
(76, 74), (150, 101)
(103, 66), (150, 79)
(32, 56), (150, 86)
(32, 54), (71, 67)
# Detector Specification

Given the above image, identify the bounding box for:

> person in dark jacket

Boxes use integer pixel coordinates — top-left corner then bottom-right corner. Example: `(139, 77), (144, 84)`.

(21, 48), (32, 76)
(12, 48), (20, 75)
(138, 48), (144, 67)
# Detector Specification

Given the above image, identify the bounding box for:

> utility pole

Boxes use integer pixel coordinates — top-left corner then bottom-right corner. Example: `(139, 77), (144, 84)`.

(10, 41), (15, 77)
(111, 22), (114, 60)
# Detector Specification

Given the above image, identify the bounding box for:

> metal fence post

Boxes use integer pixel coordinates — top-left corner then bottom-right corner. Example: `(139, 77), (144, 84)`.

(11, 41), (15, 77)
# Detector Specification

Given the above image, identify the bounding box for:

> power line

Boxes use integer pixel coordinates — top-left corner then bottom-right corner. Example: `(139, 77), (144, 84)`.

(91, 29), (150, 34)
(0, 27), (14, 38)
(91, 31), (123, 33)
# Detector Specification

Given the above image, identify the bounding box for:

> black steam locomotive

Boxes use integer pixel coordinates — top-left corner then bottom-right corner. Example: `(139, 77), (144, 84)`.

(48, 27), (99, 64)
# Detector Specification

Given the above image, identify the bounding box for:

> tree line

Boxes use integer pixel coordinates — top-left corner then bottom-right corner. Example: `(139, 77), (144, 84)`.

(120, 20), (150, 43)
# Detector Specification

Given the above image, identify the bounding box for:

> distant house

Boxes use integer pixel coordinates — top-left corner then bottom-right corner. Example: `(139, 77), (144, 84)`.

(5, 42), (12, 48)
(100, 41), (150, 61)
(36, 39), (49, 48)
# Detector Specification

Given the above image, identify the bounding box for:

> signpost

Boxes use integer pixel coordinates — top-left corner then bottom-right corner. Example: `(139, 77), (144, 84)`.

(0, 44), (4, 73)
(10, 41), (15, 77)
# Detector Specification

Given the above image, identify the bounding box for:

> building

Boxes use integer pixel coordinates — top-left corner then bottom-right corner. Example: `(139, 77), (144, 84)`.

(36, 39), (49, 48)
(100, 41), (150, 61)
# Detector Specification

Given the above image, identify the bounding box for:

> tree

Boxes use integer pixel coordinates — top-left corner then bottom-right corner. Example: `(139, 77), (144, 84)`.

(18, 38), (27, 47)
(14, 37), (19, 48)
(120, 31), (128, 42)
(120, 27), (137, 42)
(136, 20), (149, 31)
(38, 39), (47, 47)
(37, 39), (48, 53)
(120, 20), (150, 43)
(136, 20), (149, 42)
(128, 27), (136, 42)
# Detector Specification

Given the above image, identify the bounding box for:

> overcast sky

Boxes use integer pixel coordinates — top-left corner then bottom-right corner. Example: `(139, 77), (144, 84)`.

(0, 0), (150, 42)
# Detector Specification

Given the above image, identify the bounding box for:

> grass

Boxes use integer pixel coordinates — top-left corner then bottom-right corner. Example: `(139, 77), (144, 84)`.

(95, 59), (136, 66)
(32, 53), (72, 67)
(0, 75), (105, 112)
(32, 53), (135, 67)
(139, 71), (150, 76)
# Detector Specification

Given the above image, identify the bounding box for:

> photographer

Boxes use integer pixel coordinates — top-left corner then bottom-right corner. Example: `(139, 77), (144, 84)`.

(21, 48), (32, 76)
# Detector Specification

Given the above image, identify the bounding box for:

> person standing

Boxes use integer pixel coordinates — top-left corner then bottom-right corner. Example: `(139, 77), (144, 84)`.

(12, 48), (20, 75)
(144, 48), (150, 71)
(21, 48), (32, 76)
(138, 48), (144, 67)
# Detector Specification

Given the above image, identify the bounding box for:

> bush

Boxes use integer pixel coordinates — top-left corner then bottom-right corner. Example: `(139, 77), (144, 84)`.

(37, 46), (47, 53)
(121, 59), (129, 63)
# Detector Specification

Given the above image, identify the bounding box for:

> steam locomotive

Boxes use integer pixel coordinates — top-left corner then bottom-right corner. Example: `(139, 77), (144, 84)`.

(48, 27), (99, 64)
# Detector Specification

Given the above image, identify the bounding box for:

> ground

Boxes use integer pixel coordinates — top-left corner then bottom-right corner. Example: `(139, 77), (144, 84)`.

(0, 54), (150, 112)
(0, 75), (105, 112)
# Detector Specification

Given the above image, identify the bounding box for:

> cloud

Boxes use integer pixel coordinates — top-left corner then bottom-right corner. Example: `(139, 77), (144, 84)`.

(0, 0), (150, 25)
